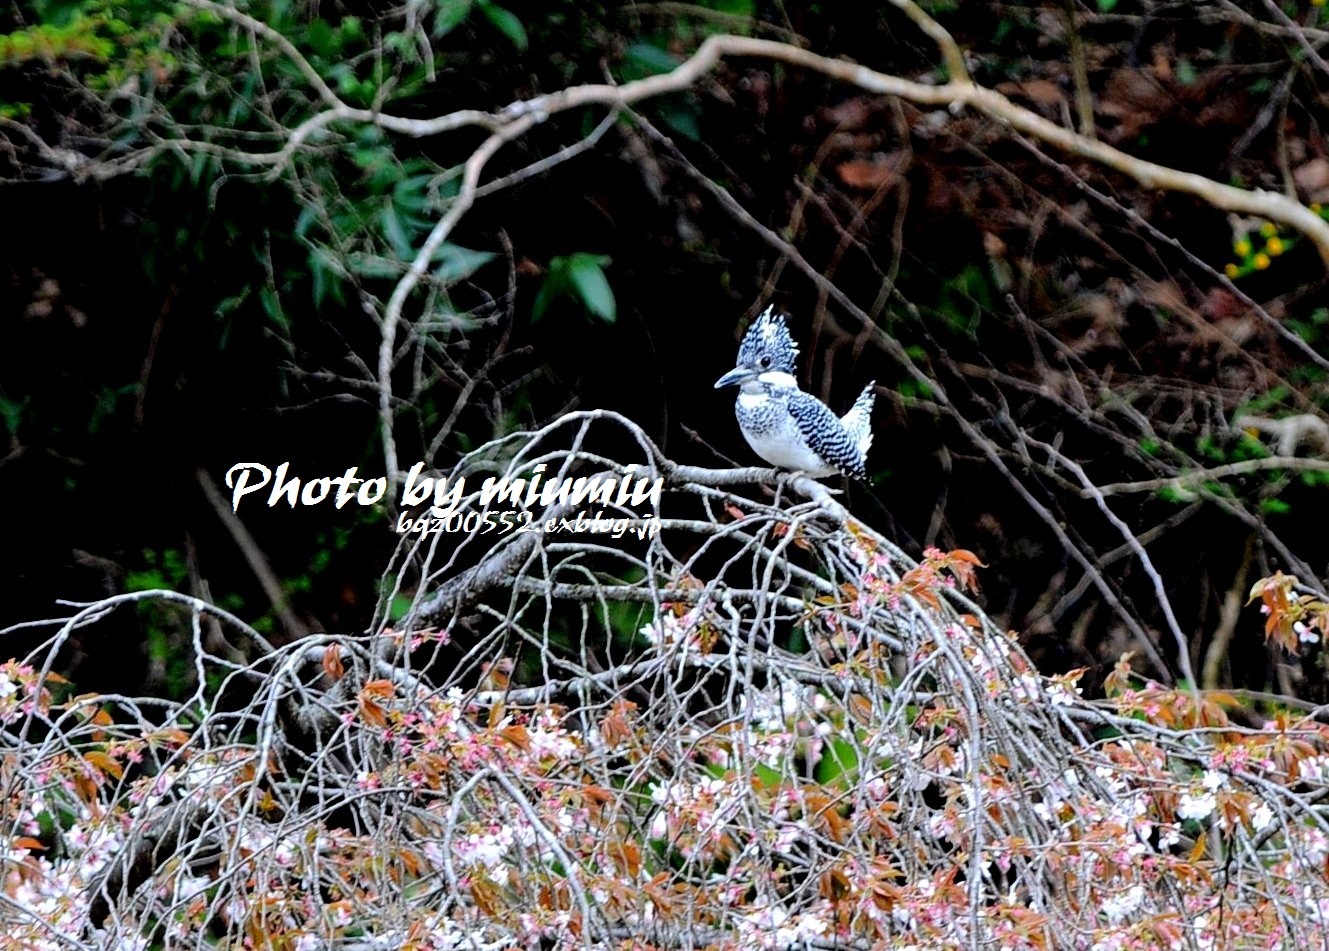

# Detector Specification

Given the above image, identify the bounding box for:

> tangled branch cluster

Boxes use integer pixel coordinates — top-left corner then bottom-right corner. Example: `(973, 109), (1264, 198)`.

(4, 413), (1329, 949)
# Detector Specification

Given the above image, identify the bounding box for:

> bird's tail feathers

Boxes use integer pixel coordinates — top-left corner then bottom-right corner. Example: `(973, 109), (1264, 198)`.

(841, 381), (876, 456)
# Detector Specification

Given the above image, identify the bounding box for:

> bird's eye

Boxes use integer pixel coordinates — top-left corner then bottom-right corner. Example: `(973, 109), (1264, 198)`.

(759, 356), (771, 368)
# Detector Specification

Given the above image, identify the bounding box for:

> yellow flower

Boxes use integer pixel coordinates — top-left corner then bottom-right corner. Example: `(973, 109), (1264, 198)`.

(1259, 222), (1277, 238)
(1254, 252), (1271, 270)
(1224, 262), (1240, 279)
(1266, 236), (1284, 256)
(1234, 239), (1252, 257)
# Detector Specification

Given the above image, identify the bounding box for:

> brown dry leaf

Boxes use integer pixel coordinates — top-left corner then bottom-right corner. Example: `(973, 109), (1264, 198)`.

(322, 645), (345, 681)
(1100, 69), (1174, 139)
(836, 153), (905, 190)
(995, 78), (1066, 107)
(152, 727), (191, 747)
(1294, 157), (1329, 202)
(479, 658), (513, 692)
(820, 96), (875, 130)
(982, 231), (1007, 256)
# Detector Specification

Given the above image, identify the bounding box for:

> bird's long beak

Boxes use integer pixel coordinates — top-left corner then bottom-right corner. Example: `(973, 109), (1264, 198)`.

(714, 366), (752, 389)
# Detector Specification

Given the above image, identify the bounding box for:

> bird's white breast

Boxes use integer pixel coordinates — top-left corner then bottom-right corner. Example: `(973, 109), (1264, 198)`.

(742, 425), (836, 477)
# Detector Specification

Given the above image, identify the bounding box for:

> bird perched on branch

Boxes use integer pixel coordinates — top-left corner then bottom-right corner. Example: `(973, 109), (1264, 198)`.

(715, 306), (875, 479)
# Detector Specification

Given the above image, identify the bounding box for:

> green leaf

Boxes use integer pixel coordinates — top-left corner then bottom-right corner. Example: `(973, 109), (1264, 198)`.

(0, 394), (27, 439)
(259, 284), (288, 330)
(658, 103), (701, 141)
(566, 253), (615, 322)
(294, 203), (322, 242)
(389, 592), (414, 622)
(433, 244), (496, 284)
(476, 0), (527, 52)
(346, 251), (403, 278)
(753, 762), (785, 789)
(306, 18), (335, 59)
(393, 173), (437, 213)
(532, 253), (615, 323)
(1259, 498), (1291, 516)
(433, 0), (474, 38)
(530, 279), (554, 323)
(625, 42), (680, 76)
(814, 736), (859, 788)
(1157, 484), (1197, 504)
(381, 199), (414, 260)
(309, 247), (349, 307)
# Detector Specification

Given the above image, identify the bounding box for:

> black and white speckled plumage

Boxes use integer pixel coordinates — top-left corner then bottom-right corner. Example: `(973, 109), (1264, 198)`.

(715, 307), (875, 480)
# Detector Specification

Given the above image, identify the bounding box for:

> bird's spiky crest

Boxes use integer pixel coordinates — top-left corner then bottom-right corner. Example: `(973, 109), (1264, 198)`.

(737, 306), (799, 373)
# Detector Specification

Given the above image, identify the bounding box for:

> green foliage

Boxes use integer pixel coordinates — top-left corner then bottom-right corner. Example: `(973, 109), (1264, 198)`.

(814, 734), (860, 789)
(0, 394), (27, 440)
(0, 0), (178, 95)
(476, 0), (528, 51)
(624, 42), (681, 77)
(1258, 498), (1291, 516)
(605, 598), (649, 649)
(1288, 307), (1329, 349)
(126, 547), (193, 699)
(531, 252), (617, 324)
(933, 263), (993, 336)
(124, 547), (188, 594)
(0, 15), (113, 64)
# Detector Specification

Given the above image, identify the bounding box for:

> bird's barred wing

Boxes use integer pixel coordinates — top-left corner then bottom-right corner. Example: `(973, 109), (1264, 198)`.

(786, 390), (867, 479)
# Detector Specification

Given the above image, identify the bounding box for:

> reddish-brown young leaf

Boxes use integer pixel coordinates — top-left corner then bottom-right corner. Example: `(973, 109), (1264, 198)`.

(944, 548), (985, 592)
(501, 723), (531, 751)
(609, 839), (642, 878)
(600, 699), (637, 747)
(1189, 834), (1207, 863)
(84, 749), (123, 780)
(358, 694), (387, 729)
